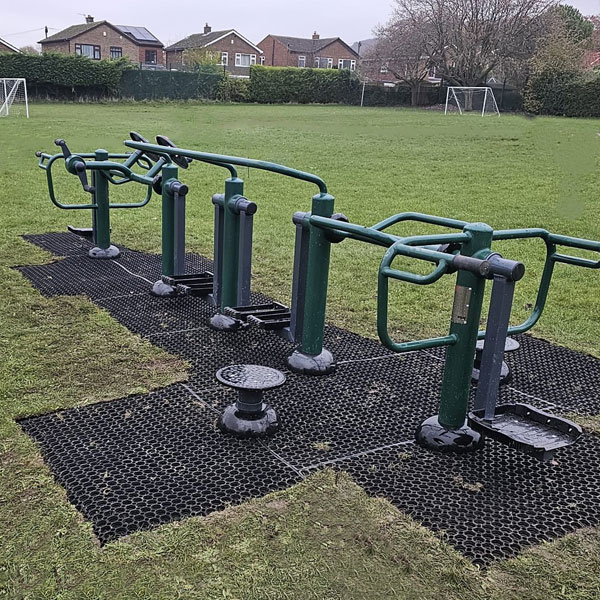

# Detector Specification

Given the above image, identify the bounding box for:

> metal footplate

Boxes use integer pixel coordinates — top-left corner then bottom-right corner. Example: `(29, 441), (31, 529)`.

(468, 404), (582, 462)
(67, 225), (95, 238)
(162, 272), (214, 296)
(224, 302), (291, 331)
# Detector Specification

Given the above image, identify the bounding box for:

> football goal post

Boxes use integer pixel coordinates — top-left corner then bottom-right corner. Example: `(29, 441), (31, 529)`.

(0, 78), (29, 118)
(445, 86), (499, 116)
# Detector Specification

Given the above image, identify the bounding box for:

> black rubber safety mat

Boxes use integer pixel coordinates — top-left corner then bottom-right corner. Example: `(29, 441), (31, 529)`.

(16, 232), (600, 564)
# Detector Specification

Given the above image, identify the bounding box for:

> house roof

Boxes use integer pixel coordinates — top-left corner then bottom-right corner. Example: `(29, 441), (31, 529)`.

(270, 35), (359, 57)
(39, 21), (163, 47)
(351, 38), (376, 57)
(165, 30), (262, 53)
(0, 37), (20, 52)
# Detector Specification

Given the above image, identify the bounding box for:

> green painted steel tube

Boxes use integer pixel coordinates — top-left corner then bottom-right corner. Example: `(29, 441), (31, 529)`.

(124, 141), (328, 194)
(372, 212), (469, 232)
(438, 223), (493, 430)
(220, 179), (245, 309)
(299, 193), (335, 355)
(161, 165), (178, 278)
(93, 150), (111, 250)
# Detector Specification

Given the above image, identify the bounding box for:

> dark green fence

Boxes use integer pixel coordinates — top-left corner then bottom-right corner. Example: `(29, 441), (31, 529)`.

(119, 69), (221, 101)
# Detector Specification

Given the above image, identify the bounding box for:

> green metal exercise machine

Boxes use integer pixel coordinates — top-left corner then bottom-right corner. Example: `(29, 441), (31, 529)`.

(289, 210), (599, 458)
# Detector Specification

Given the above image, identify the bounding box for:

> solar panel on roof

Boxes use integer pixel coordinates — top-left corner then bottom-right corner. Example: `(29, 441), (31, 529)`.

(117, 25), (158, 42)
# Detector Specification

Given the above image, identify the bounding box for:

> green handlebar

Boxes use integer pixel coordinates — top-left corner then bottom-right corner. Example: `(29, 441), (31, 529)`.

(124, 140), (329, 194)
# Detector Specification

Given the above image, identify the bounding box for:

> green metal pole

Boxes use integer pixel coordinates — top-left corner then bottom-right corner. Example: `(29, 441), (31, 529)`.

(88, 149), (120, 259)
(287, 192), (336, 374)
(438, 223), (493, 429)
(94, 149), (110, 250)
(161, 164), (178, 278)
(220, 177), (244, 310)
(416, 222), (492, 453)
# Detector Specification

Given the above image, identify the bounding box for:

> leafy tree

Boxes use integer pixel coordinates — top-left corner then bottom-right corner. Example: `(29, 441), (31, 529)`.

(550, 5), (594, 44)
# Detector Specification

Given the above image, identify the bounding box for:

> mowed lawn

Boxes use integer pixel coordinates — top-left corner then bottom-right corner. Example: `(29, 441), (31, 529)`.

(1, 103), (599, 599)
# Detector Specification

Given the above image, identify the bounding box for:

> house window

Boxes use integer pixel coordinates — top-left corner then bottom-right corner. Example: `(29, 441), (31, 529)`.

(428, 65), (437, 79)
(75, 44), (100, 60)
(220, 52), (228, 66)
(145, 50), (157, 64)
(380, 63), (388, 74)
(110, 47), (122, 59)
(315, 57), (333, 68)
(260, 56), (265, 64)
(235, 53), (256, 67)
(338, 59), (356, 71)
(298, 55), (306, 68)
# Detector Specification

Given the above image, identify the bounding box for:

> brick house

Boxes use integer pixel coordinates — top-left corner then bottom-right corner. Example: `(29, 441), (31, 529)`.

(0, 38), (20, 53)
(165, 25), (263, 77)
(258, 33), (359, 70)
(39, 16), (164, 67)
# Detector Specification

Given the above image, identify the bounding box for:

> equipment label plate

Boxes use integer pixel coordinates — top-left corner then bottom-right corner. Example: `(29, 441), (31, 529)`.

(451, 285), (472, 324)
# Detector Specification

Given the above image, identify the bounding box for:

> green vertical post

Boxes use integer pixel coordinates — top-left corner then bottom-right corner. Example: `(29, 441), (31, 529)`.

(287, 192), (336, 374)
(88, 149), (120, 259)
(161, 164), (178, 278)
(438, 223), (493, 429)
(220, 177), (244, 310)
(94, 149), (110, 250)
(416, 222), (492, 453)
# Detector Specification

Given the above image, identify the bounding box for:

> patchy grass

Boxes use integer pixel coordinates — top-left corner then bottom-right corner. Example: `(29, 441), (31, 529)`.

(0, 103), (599, 598)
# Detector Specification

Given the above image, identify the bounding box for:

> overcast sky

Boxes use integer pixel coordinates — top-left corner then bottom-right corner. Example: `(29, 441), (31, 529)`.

(3, 0), (600, 50)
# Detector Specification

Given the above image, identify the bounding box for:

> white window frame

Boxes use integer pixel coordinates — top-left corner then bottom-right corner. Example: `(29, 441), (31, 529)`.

(380, 63), (388, 74)
(220, 52), (228, 66)
(260, 56), (265, 64)
(298, 55), (306, 68)
(235, 53), (256, 67)
(315, 57), (333, 69)
(338, 58), (356, 71)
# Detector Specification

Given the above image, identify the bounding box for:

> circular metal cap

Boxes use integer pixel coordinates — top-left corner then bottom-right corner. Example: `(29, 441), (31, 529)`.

(476, 337), (520, 353)
(216, 365), (286, 391)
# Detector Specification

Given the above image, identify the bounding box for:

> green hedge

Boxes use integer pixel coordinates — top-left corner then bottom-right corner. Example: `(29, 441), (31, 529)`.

(248, 65), (360, 103)
(524, 68), (600, 117)
(0, 52), (130, 97)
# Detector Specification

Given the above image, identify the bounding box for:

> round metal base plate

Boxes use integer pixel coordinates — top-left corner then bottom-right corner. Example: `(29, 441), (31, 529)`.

(88, 245), (120, 259)
(416, 415), (484, 453)
(287, 348), (336, 375)
(217, 403), (280, 438)
(476, 337), (520, 353)
(151, 280), (177, 298)
(472, 361), (512, 385)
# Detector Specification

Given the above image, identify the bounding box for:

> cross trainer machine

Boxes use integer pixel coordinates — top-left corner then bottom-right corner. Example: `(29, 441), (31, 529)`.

(36, 133), (167, 259)
(287, 211), (599, 458)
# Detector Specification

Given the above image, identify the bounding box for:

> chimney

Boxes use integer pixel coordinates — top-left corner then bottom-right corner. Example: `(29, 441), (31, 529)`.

(312, 31), (319, 40)
(85, 15), (94, 24)
(204, 23), (211, 34)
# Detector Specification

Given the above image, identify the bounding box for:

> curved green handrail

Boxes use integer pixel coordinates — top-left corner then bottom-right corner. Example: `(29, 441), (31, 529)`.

(124, 140), (329, 194)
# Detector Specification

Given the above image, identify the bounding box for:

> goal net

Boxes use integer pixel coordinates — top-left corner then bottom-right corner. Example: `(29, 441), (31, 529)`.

(0, 78), (29, 118)
(445, 87), (499, 116)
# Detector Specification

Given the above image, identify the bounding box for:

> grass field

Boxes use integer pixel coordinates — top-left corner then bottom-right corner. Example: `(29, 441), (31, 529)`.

(1, 103), (599, 598)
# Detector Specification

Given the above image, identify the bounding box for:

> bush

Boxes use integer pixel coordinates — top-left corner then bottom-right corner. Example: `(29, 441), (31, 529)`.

(524, 68), (600, 117)
(216, 75), (250, 102)
(0, 52), (131, 98)
(248, 65), (360, 104)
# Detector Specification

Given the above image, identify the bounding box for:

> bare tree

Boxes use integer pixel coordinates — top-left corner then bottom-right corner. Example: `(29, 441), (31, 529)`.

(392, 0), (554, 87)
(366, 18), (432, 105)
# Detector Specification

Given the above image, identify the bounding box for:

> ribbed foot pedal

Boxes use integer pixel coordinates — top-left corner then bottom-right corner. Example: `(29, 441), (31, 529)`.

(162, 272), (213, 296)
(468, 403), (582, 462)
(225, 302), (291, 330)
(67, 226), (94, 238)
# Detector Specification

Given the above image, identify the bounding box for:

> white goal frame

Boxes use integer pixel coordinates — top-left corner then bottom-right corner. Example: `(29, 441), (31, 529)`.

(0, 78), (29, 118)
(444, 86), (499, 116)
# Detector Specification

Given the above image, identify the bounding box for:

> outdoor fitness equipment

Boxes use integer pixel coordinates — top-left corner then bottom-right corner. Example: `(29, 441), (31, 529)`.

(35, 133), (169, 259)
(123, 139), (332, 330)
(288, 211), (598, 458)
